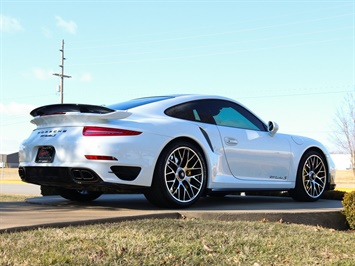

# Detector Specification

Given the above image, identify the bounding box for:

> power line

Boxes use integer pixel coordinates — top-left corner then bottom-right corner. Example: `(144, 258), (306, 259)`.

(67, 36), (352, 67)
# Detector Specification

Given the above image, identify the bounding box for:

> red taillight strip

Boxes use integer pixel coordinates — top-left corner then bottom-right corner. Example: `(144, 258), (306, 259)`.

(85, 155), (118, 161)
(83, 126), (142, 136)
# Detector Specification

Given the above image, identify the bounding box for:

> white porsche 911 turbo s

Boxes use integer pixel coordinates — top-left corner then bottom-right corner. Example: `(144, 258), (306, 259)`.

(19, 94), (336, 208)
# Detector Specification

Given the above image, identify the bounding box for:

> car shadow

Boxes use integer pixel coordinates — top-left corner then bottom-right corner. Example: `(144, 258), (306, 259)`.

(24, 193), (343, 212)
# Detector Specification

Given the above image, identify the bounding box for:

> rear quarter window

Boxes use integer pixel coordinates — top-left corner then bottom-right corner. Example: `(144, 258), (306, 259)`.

(165, 102), (199, 122)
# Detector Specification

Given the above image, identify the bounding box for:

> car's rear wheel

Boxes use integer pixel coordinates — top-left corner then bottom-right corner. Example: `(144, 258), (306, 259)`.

(289, 150), (327, 202)
(58, 188), (102, 202)
(144, 141), (207, 208)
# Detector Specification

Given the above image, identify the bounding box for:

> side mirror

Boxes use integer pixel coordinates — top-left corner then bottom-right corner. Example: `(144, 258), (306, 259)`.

(268, 121), (279, 137)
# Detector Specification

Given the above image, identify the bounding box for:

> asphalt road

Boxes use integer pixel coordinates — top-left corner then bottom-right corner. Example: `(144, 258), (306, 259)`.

(0, 172), (352, 233)
(0, 194), (347, 232)
(0, 183), (41, 195)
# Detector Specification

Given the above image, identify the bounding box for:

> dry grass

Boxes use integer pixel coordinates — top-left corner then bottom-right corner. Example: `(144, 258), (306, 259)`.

(0, 218), (354, 265)
(0, 168), (19, 180)
(1, 168), (354, 264)
(0, 194), (34, 202)
(335, 170), (355, 188)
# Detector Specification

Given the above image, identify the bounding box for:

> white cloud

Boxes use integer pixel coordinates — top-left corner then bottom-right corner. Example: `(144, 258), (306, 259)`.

(55, 16), (77, 34)
(0, 102), (36, 116)
(32, 68), (54, 80)
(79, 73), (92, 82)
(0, 15), (23, 33)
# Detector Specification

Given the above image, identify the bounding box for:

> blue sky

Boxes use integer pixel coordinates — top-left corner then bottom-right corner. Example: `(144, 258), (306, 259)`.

(1, 0), (354, 154)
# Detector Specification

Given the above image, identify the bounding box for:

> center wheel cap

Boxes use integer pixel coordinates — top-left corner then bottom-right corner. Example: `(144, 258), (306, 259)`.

(308, 171), (315, 179)
(177, 169), (186, 180)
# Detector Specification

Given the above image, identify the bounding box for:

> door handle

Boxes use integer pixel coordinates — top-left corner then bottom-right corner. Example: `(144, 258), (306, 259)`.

(224, 137), (238, 145)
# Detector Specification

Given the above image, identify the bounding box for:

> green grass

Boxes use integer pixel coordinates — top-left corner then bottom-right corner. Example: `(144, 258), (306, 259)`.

(1, 218), (354, 265)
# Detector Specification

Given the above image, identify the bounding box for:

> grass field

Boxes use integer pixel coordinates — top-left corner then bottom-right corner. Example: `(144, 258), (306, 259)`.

(0, 168), (20, 180)
(1, 169), (354, 265)
(0, 218), (354, 265)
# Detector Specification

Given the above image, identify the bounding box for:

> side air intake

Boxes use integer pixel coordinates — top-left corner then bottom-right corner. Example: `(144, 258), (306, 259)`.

(110, 166), (141, 181)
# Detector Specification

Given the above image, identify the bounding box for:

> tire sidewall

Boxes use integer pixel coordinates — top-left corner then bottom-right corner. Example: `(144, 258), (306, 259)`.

(153, 141), (207, 208)
(291, 150), (327, 202)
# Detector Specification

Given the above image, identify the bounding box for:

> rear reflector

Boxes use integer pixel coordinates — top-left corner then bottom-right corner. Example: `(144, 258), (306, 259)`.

(83, 126), (141, 136)
(85, 155), (118, 161)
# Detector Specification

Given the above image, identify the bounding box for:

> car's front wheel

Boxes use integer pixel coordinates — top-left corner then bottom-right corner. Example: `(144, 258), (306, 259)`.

(58, 188), (102, 202)
(289, 150), (327, 202)
(144, 141), (207, 208)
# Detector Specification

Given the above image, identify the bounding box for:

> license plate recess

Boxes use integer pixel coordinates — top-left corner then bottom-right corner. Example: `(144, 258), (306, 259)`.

(36, 146), (55, 163)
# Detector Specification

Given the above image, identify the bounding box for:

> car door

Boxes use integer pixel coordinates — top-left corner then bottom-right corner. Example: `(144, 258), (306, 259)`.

(208, 100), (293, 181)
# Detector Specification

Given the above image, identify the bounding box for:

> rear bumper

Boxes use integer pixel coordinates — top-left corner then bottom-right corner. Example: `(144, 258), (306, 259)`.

(18, 166), (144, 192)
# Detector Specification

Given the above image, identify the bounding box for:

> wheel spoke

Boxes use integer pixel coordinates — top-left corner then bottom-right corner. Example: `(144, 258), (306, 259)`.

(182, 182), (192, 200)
(302, 155), (326, 198)
(164, 146), (205, 203)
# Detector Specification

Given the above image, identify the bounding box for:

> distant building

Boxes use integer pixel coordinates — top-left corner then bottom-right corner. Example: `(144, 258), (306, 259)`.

(0, 152), (19, 168)
(330, 154), (352, 170)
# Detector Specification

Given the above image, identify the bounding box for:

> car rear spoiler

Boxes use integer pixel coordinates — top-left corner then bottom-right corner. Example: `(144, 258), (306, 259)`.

(30, 104), (114, 117)
(30, 104), (132, 127)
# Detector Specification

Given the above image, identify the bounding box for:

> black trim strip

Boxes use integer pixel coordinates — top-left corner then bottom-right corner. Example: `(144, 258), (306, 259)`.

(199, 127), (214, 152)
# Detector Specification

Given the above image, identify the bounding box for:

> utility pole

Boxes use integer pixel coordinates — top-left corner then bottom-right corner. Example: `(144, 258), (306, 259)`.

(53, 39), (71, 104)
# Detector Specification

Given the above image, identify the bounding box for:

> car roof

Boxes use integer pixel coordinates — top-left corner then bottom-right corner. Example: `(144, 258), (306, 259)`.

(108, 94), (235, 111)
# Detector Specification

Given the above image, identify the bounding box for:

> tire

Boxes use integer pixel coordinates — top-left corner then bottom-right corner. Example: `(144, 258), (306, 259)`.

(289, 151), (327, 202)
(58, 188), (102, 202)
(144, 141), (207, 208)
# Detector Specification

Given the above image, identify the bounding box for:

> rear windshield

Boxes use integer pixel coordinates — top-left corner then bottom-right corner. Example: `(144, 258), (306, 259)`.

(108, 96), (173, 110)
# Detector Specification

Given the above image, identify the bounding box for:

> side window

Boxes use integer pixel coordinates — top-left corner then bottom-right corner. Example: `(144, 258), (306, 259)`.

(193, 109), (201, 121)
(165, 99), (266, 131)
(212, 101), (266, 131)
(165, 102), (198, 122)
(213, 107), (259, 130)
(165, 101), (215, 124)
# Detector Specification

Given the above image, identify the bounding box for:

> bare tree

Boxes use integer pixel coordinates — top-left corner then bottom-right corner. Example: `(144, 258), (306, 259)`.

(331, 93), (355, 176)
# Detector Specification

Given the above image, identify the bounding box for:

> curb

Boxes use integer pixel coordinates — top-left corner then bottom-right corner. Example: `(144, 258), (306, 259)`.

(0, 194), (348, 233)
(0, 212), (182, 234)
(2, 210), (348, 233)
